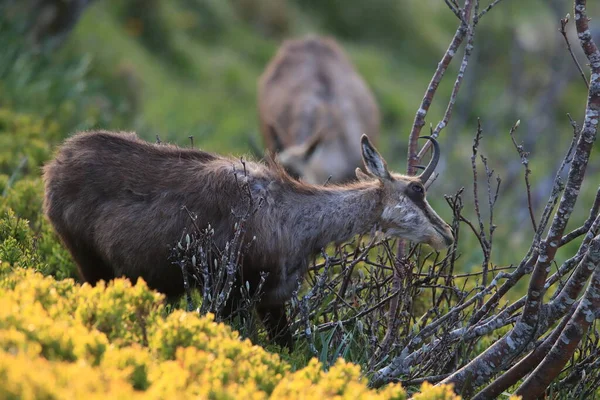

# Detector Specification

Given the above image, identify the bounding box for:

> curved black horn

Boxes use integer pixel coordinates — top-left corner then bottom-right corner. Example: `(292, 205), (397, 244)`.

(417, 136), (440, 183)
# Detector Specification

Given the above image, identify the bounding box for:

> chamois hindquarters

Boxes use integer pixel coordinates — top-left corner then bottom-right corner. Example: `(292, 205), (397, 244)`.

(45, 203), (115, 285)
(41, 131), (198, 298)
(42, 151), (115, 286)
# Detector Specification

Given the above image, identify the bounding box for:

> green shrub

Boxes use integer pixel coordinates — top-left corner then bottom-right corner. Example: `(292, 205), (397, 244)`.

(34, 218), (78, 280)
(0, 209), (42, 272)
(0, 205), (78, 280)
(0, 107), (79, 279)
(0, 108), (58, 180)
(2, 178), (44, 226)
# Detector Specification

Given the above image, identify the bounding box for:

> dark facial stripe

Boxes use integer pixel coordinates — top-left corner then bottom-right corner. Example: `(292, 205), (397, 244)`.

(404, 185), (445, 227)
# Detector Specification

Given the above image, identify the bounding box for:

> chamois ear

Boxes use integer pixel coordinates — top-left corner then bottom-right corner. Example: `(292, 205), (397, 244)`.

(355, 167), (372, 181)
(360, 134), (391, 181)
(302, 131), (323, 161)
(268, 122), (285, 153)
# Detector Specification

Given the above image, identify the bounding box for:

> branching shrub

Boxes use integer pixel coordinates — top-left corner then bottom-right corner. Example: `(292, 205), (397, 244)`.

(169, 206), (267, 343)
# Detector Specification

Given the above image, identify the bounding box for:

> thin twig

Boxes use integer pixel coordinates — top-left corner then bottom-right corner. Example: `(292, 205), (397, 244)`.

(559, 13), (589, 88)
(508, 119), (537, 232)
(407, 0), (475, 174)
(477, 0), (507, 21)
(444, 0), (464, 21)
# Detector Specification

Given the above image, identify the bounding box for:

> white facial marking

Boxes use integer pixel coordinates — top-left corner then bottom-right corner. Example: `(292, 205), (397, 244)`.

(380, 193), (449, 249)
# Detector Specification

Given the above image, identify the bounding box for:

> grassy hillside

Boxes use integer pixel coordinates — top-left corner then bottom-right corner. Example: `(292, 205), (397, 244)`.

(64, 0), (448, 154)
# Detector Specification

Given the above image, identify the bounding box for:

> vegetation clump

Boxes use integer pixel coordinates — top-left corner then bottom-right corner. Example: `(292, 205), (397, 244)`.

(0, 265), (453, 399)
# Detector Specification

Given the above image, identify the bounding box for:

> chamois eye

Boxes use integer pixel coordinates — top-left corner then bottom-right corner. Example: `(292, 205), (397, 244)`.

(411, 184), (424, 194)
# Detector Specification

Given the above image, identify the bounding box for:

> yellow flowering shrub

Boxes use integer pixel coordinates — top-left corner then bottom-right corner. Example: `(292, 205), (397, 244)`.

(271, 358), (406, 399)
(0, 266), (493, 399)
(75, 278), (164, 346)
(101, 344), (153, 390)
(410, 382), (460, 400)
(0, 352), (142, 400)
(0, 272), (109, 365)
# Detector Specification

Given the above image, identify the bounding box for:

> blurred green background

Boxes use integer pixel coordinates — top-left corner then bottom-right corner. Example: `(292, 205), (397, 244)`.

(1, 0), (599, 278)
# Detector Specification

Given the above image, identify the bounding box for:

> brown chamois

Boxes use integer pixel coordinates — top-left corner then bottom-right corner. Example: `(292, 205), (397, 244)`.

(258, 35), (380, 185)
(42, 130), (453, 349)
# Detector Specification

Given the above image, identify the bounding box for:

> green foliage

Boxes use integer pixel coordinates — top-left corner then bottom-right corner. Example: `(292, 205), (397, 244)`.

(0, 94), (79, 281)
(233, 0), (293, 38)
(34, 218), (78, 280)
(2, 178), (43, 226)
(0, 108), (58, 181)
(0, 203), (78, 280)
(0, 209), (42, 271)
(293, 0), (445, 61)
(107, 0), (192, 73)
(0, 2), (135, 132)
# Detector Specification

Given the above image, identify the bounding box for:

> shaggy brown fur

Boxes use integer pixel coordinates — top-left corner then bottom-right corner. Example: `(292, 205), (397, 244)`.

(43, 130), (453, 349)
(258, 35), (380, 185)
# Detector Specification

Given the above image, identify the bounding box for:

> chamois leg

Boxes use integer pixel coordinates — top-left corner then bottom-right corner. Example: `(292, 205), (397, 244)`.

(56, 231), (114, 285)
(257, 304), (293, 350)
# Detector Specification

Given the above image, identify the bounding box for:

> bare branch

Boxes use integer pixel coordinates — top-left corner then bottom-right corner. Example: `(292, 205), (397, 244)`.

(416, 9), (478, 160)
(477, 0), (507, 21)
(444, 0), (464, 21)
(559, 13), (589, 88)
(516, 252), (600, 398)
(472, 301), (578, 400)
(314, 289), (401, 333)
(407, 0), (475, 175)
(560, 187), (600, 246)
(508, 119), (537, 232)
(548, 216), (600, 318)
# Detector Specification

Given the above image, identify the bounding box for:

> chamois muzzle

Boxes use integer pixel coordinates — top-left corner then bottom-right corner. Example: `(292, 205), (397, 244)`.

(417, 136), (440, 184)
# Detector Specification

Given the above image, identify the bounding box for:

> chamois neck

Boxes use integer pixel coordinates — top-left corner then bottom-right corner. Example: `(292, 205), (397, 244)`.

(293, 181), (383, 250)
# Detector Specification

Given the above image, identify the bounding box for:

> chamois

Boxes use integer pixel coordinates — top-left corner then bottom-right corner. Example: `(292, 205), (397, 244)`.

(42, 130), (453, 349)
(258, 35), (380, 185)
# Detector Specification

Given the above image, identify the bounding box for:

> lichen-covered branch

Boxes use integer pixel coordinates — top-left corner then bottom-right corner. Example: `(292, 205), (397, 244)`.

(560, 186), (600, 246)
(438, 0), (600, 393)
(508, 120), (537, 232)
(472, 302), (578, 400)
(549, 214), (600, 316)
(559, 12), (589, 88)
(516, 250), (600, 399)
(381, 0), (479, 373)
(465, 120), (579, 326)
